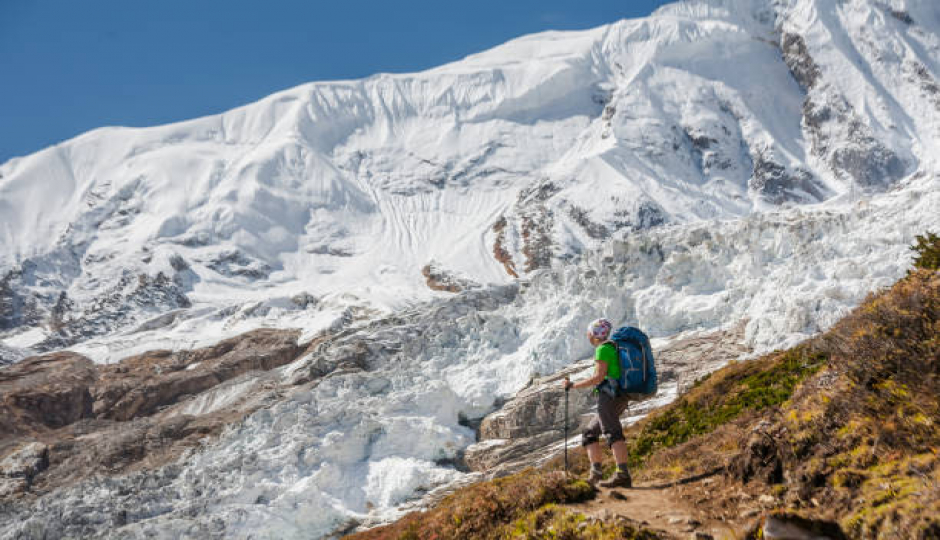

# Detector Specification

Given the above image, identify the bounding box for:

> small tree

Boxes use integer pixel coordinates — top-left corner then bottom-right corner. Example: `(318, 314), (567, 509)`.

(910, 231), (940, 271)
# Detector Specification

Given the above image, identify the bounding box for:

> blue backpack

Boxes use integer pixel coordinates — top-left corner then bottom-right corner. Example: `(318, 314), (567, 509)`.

(608, 326), (657, 396)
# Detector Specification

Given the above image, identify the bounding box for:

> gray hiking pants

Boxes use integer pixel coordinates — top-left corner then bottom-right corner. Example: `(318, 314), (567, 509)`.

(581, 391), (631, 448)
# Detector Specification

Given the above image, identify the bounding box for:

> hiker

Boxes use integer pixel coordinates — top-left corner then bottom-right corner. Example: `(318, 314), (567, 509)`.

(562, 318), (633, 488)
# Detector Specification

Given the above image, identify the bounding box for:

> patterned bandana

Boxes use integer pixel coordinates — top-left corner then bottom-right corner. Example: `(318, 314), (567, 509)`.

(587, 318), (613, 340)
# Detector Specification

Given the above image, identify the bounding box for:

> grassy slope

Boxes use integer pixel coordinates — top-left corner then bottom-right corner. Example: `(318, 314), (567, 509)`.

(629, 268), (939, 538)
(346, 259), (939, 539)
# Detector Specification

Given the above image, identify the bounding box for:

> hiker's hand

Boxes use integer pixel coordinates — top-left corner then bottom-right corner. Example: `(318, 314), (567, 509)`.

(562, 378), (573, 390)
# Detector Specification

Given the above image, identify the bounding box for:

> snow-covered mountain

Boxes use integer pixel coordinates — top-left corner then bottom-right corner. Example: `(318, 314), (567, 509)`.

(2, 0), (937, 361)
(1, 0), (939, 538)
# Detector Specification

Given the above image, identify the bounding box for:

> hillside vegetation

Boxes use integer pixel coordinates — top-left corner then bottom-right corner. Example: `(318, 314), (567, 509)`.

(347, 235), (940, 539)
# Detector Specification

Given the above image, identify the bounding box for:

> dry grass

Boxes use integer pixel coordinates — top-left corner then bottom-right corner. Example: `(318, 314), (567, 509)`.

(505, 504), (663, 540)
(723, 269), (938, 538)
(345, 470), (598, 540)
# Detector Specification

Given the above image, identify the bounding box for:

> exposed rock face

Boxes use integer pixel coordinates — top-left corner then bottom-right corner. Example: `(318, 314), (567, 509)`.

(491, 216), (520, 278)
(660, 322), (752, 395)
(35, 271), (192, 352)
(0, 266), (44, 332)
(478, 364), (595, 442)
(465, 361), (595, 473)
(749, 153), (825, 205)
(205, 249), (271, 279)
(1, 252), (195, 354)
(93, 328), (303, 421)
(519, 184), (558, 272)
(567, 205), (609, 240)
(829, 136), (905, 189)
(781, 31), (906, 193)
(421, 261), (480, 293)
(0, 443), (49, 496)
(781, 33), (821, 92)
(0, 352), (97, 439)
(0, 328), (304, 496)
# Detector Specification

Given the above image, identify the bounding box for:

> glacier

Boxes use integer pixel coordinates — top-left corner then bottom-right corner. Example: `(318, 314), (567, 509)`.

(1, 0), (939, 538)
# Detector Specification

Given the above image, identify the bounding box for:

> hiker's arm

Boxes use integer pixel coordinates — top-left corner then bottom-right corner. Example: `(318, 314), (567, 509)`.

(569, 361), (608, 390)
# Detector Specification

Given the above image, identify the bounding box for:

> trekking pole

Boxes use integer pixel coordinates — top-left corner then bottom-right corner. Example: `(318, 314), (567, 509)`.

(563, 376), (570, 475)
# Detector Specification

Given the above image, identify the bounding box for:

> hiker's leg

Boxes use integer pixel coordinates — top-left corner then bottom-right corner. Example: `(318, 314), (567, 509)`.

(584, 442), (604, 483)
(581, 413), (602, 451)
(610, 396), (632, 472)
(611, 440), (629, 464)
(597, 394), (633, 487)
(582, 413), (605, 483)
(599, 441), (633, 488)
(596, 393), (626, 447)
(585, 441), (603, 464)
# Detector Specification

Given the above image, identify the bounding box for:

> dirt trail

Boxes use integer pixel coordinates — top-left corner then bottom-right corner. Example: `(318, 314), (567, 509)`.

(561, 473), (750, 539)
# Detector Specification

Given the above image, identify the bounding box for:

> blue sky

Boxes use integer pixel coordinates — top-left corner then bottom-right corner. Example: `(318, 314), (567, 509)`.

(0, 0), (673, 163)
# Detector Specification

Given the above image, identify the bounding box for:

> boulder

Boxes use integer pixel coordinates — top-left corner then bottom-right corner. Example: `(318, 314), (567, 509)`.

(729, 420), (784, 485)
(465, 360), (594, 475)
(0, 442), (49, 494)
(748, 512), (847, 540)
(479, 363), (595, 441)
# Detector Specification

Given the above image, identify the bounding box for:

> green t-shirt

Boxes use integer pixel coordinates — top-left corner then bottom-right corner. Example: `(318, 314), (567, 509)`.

(595, 342), (620, 380)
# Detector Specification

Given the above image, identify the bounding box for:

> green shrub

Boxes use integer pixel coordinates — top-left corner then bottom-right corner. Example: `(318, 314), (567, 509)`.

(626, 346), (825, 467)
(910, 231), (940, 271)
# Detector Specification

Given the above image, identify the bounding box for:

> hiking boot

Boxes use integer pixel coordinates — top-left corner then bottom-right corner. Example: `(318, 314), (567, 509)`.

(598, 470), (632, 489)
(586, 467), (604, 485)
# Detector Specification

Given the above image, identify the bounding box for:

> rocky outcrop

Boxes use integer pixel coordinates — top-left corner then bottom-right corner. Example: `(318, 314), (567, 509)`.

(746, 512), (848, 540)
(491, 216), (520, 278)
(1, 254), (195, 354)
(35, 271), (192, 352)
(567, 205), (609, 240)
(421, 261), (479, 293)
(0, 328), (305, 496)
(518, 182), (559, 272)
(0, 266), (44, 332)
(659, 322), (752, 395)
(464, 361), (595, 473)
(205, 249), (271, 279)
(93, 328), (303, 421)
(0, 352), (97, 440)
(0, 443), (49, 496)
(781, 33), (821, 93)
(749, 152), (825, 205)
(781, 32), (906, 193)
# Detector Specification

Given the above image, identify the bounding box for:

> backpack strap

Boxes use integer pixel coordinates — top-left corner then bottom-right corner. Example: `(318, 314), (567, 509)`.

(639, 340), (647, 382)
(601, 340), (617, 380)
